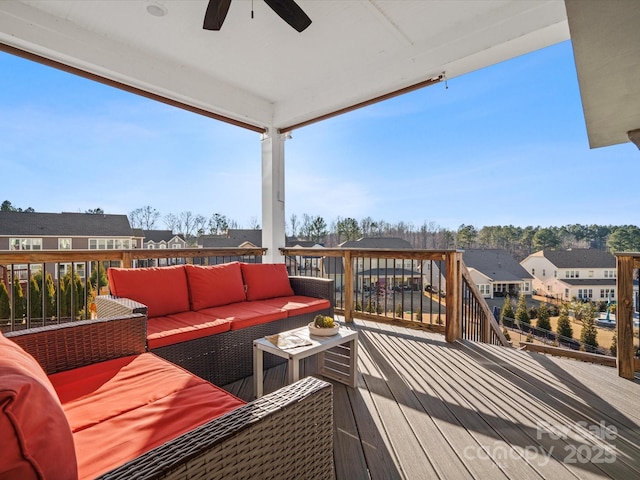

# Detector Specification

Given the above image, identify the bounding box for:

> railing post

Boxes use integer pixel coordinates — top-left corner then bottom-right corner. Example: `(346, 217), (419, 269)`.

(445, 251), (461, 343)
(344, 251), (353, 323)
(616, 254), (635, 379)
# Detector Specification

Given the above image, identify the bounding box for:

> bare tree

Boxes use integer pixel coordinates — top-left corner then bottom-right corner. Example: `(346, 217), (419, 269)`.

(164, 213), (178, 233)
(289, 213), (299, 237)
(129, 206), (160, 230)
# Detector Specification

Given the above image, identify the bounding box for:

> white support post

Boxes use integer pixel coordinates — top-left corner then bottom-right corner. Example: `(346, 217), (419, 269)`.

(261, 127), (286, 264)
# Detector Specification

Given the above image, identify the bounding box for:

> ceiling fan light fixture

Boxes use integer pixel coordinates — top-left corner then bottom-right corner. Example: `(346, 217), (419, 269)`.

(146, 3), (167, 17)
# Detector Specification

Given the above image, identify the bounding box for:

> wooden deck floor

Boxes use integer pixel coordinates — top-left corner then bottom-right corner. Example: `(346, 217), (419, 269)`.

(223, 319), (640, 480)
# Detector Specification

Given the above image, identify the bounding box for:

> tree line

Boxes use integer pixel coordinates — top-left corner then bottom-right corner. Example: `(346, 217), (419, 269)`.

(4, 200), (640, 258)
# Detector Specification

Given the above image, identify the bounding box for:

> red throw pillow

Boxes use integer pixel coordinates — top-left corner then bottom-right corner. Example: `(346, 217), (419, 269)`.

(107, 266), (190, 318)
(185, 262), (247, 310)
(0, 333), (78, 480)
(241, 263), (294, 301)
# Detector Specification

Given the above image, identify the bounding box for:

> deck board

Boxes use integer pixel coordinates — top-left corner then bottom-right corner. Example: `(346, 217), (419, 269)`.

(223, 319), (640, 480)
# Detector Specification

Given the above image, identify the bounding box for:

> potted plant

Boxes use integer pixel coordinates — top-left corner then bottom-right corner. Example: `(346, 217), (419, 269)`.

(309, 314), (340, 336)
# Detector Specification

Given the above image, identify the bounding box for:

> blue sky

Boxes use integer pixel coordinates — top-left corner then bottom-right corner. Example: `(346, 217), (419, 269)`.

(1, 40), (639, 232)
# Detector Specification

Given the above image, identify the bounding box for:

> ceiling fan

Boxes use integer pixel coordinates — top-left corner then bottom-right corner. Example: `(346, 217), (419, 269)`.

(203, 0), (312, 32)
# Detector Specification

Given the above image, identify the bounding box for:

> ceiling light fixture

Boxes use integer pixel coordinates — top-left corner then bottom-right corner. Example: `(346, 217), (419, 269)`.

(146, 3), (167, 17)
(628, 129), (640, 150)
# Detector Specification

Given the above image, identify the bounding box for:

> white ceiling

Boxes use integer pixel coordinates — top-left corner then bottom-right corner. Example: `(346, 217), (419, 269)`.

(0, 0), (571, 134)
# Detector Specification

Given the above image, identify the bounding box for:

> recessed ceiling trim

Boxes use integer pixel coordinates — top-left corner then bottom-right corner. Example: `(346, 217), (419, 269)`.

(0, 41), (267, 134)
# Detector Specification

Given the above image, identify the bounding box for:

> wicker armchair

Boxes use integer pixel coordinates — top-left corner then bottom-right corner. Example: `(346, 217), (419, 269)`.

(96, 275), (335, 385)
(5, 315), (335, 480)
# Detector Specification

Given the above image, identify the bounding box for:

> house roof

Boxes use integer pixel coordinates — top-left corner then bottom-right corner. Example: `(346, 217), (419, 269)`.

(538, 249), (616, 269)
(340, 237), (413, 249)
(558, 278), (616, 287)
(0, 211), (132, 237)
(463, 248), (533, 282)
(143, 229), (185, 243)
(199, 229), (262, 248)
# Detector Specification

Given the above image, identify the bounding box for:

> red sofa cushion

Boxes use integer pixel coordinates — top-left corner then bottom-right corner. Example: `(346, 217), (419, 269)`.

(200, 301), (288, 330)
(49, 353), (245, 480)
(107, 266), (190, 318)
(185, 262), (246, 310)
(241, 263), (294, 301)
(0, 333), (78, 480)
(146, 311), (232, 349)
(259, 295), (331, 317)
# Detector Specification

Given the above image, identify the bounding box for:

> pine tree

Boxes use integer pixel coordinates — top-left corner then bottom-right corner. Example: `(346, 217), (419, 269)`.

(29, 274), (42, 320)
(12, 280), (25, 320)
(0, 281), (10, 320)
(580, 303), (598, 350)
(500, 295), (515, 323)
(556, 304), (573, 339)
(536, 302), (552, 331)
(515, 293), (531, 325)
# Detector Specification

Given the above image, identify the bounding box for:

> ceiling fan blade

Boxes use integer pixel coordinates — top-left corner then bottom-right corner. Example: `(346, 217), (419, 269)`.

(264, 0), (312, 32)
(203, 0), (232, 30)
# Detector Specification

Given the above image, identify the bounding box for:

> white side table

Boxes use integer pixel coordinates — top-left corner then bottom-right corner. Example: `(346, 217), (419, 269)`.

(253, 326), (358, 398)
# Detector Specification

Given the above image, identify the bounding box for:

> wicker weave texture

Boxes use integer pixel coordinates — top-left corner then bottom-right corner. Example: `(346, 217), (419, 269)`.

(98, 376), (334, 480)
(5, 315), (147, 375)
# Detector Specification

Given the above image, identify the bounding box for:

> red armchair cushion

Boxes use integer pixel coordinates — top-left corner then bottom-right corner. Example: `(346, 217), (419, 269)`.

(146, 311), (232, 349)
(0, 333), (78, 480)
(185, 262), (246, 310)
(107, 266), (190, 318)
(241, 263), (294, 301)
(49, 353), (245, 480)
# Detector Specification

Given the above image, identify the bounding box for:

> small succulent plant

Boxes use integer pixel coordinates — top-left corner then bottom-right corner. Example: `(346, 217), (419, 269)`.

(313, 314), (335, 328)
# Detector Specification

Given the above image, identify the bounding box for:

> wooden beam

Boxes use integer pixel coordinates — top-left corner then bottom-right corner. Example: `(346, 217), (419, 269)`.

(520, 343), (616, 367)
(616, 254), (635, 379)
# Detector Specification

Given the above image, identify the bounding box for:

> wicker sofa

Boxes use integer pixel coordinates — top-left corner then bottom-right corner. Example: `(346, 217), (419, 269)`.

(96, 262), (334, 385)
(1, 314), (334, 480)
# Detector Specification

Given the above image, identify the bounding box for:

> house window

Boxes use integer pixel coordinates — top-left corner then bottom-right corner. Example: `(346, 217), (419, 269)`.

(479, 284), (490, 295)
(531, 268), (535, 275)
(171, 244), (180, 249)
(565, 270), (579, 278)
(10, 264), (42, 282)
(600, 289), (615, 299)
(58, 263), (86, 279)
(604, 270), (616, 278)
(58, 238), (72, 250)
(9, 238), (42, 250)
(89, 238), (131, 249)
(578, 289), (593, 299)
(564, 289), (570, 299)
(523, 282), (530, 292)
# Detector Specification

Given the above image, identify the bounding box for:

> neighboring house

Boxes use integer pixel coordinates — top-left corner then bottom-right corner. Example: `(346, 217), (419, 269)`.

(142, 230), (187, 250)
(286, 238), (325, 274)
(338, 237), (431, 292)
(0, 211), (137, 284)
(520, 249), (616, 302)
(462, 249), (533, 299)
(138, 230), (187, 267)
(197, 229), (264, 264)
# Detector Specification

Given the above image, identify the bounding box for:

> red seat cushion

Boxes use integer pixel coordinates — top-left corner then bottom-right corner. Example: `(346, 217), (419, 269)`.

(185, 262), (246, 310)
(200, 301), (288, 330)
(49, 353), (245, 480)
(146, 311), (232, 349)
(241, 263), (294, 301)
(0, 333), (78, 480)
(107, 266), (190, 318)
(259, 295), (331, 317)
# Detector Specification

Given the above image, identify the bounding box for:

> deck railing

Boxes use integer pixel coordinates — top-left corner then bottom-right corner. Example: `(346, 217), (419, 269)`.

(613, 253), (640, 379)
(1, 247), (508, 347)
(282, 248), (509, 347)
(0, 248), (264, 332)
